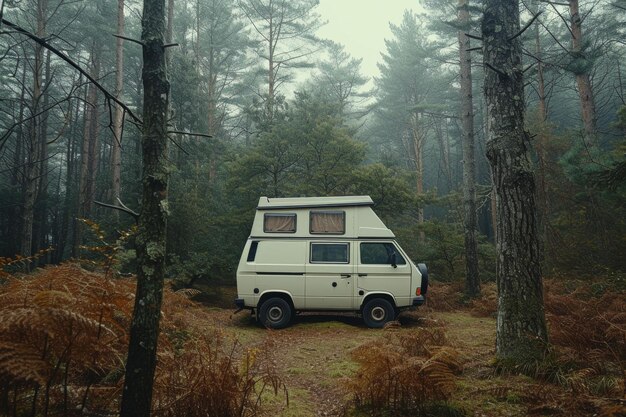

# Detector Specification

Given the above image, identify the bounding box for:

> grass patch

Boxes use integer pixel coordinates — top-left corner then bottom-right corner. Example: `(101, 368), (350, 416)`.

(327, 360), (358, 379)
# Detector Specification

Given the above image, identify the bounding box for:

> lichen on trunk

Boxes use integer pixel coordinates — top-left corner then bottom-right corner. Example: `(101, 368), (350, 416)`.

(119, 0), (170, 416)
(482, 0), (548, 362)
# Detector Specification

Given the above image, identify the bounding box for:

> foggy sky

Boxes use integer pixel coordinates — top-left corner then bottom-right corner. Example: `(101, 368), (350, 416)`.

(316, 0), (424, 79)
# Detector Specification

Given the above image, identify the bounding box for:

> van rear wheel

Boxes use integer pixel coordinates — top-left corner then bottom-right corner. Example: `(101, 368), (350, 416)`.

(259, 297), (292, 329)
(362, 298), (395, 328)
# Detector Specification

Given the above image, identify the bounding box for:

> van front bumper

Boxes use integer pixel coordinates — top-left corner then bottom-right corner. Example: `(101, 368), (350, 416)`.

(412, 295), (426, 306)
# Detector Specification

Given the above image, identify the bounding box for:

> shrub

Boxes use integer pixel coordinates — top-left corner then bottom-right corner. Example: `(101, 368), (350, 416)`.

(347, 328), (462, 416)
(544, 281), (625, 396)
(0, 264), (284, 417)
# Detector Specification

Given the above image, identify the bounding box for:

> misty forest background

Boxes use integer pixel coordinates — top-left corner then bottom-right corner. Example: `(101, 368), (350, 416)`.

(1, 0), (625, 286)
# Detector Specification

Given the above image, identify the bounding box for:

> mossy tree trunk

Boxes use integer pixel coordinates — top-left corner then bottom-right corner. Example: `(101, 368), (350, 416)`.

(119, 0), (170, 415)
(482, 0), (548, 361)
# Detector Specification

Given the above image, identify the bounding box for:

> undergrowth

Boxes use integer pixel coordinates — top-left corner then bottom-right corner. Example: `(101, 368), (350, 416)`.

(0, 224), (285, 417)
(429, 277), (625, 414)
(347, 328), (464, 416)
(542, 280), (625, 397)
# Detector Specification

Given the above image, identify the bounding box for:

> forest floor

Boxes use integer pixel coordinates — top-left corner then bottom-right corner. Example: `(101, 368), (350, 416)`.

(2, 265), (623, 416)
(202, 286), (623, 417)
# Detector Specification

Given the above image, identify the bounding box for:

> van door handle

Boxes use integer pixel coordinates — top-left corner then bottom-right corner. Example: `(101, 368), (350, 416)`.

(340, 274), (352, 278)
(358, 273), (368, 277)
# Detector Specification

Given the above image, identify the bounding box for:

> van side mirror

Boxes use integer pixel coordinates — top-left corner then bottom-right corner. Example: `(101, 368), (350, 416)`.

(390, 253), (397, 268)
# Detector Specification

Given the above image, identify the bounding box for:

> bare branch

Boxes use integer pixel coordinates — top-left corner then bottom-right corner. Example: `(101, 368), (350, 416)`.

(485, 62), (507, 77)
(112, 34), (145, 47)
(1, 18), (142, 124)
(94, 198), (139, 222)
(167, 134), (190, 156)
(167, 130), (213, 138)
(539, 0), (570, 6)
(465, 33), (483, 41)
(509, 12), (542, 41)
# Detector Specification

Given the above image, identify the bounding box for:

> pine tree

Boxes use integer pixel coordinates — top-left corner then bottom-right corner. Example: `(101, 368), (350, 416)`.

(482, 0), (548, 362)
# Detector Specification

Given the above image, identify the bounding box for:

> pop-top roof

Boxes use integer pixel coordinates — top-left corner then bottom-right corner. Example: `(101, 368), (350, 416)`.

(257, 196), (374, 210)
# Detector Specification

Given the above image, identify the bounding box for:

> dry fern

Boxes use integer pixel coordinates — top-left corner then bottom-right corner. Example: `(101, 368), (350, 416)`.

(0, 263), (283, 417)
(347, 328), (460, 414)
(0, 342), (48, 386)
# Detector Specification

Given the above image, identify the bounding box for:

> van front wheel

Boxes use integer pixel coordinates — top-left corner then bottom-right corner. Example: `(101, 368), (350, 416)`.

(362, 298), (395, 328)
(259, 297), (292, 329)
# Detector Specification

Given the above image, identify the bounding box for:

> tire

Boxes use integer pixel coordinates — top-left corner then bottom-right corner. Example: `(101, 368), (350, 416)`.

(362, 298), (395, 328)
(259, 297), (292, 329)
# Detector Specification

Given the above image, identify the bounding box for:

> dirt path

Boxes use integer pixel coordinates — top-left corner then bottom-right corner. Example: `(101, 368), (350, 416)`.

(216, 309), (498, 417)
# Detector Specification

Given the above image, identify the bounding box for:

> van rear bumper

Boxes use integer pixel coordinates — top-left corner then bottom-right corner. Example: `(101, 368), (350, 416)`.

(412, 295), (426, 306)
(234, 298), (246, 309)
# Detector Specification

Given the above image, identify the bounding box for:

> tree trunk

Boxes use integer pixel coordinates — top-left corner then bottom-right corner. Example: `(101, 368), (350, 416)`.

(119, 0), (170, 414)
(111, 0), (125, 217)
(57, 90), (79, 263)
(267, 3), (275, 121)
(569, 0), (596, 144)
(33, 50), (52, 264)
(459, 0), (480, 298)
(533, 0), (550, 250)
(74, 94), (90, 257)
(87, 50), (101, 216)
(482, 0), (548, 361)
(409, 112), (425, 244)
(74, 45), (100, 255)
(166, 0), (173, 64)
(433, 116), (452, 190)
(9, 60), (28, 256)
(20, 0), (47, 270)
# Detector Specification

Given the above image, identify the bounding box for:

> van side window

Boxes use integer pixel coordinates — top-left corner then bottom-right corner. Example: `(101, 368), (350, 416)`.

(264, 213), (296, 233)
(310, 211), (345, 234)
(310, 243), (349, 263)
(247, 241), (259, 262)
(360, 243), (406, 265)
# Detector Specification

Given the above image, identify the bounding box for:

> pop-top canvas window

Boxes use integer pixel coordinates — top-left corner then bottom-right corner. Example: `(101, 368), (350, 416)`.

(310, 211), (345, 234)
(264, 213), (296, 233)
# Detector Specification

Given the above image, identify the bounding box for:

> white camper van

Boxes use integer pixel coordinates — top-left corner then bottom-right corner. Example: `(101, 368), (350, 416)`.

(235, 196), (428, 328)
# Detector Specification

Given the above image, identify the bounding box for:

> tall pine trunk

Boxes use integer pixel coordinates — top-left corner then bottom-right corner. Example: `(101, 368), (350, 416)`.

(482, 0), (548, 361)
(111, 0), (125, 215)
(33, 50), (52, 264)
(20, 0), (47, 269)
(75, 45), (100, 255)
(119, 0), (170, 414)
(569, 0), (596, 144)
(409, 112), (425, 244)
(458, 0), (480, 297)
(10, 60), (28, 256)
(532, 0), (551, 250)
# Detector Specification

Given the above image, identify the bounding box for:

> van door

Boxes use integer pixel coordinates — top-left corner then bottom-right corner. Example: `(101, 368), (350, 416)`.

(356, 241), (412, 307)
(305, 242), (355, 309)
(255, 240), (306, 309)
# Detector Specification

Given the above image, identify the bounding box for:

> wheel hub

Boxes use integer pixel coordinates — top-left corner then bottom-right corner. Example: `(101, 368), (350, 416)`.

(371, 306), (386, 321)
(268, 306), (283, 322)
